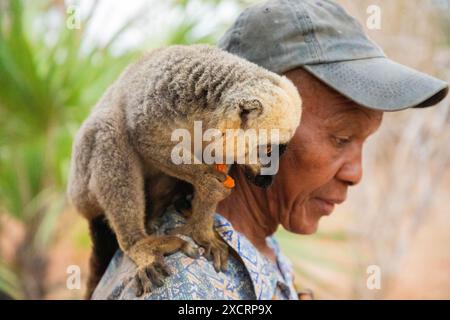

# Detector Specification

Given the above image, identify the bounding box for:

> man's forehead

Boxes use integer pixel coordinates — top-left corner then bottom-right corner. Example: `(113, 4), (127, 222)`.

(318, 105), (383, 138)
(327, 103), (383, 122)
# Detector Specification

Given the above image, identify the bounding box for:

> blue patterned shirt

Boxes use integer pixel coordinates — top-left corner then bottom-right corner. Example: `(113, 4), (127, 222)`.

(92, 207), (298, 300)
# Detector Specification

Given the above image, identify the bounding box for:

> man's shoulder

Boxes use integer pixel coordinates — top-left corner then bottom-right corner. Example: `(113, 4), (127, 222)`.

(92, 248), (255, 300)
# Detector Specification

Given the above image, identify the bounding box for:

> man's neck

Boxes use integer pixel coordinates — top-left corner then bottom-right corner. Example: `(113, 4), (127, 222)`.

(217, 169), (279, 262)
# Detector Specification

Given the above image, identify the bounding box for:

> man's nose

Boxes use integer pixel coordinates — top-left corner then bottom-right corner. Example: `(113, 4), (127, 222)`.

(336, 149), (363, 186)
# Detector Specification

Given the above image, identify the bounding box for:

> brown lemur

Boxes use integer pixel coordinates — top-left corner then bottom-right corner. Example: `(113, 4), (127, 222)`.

(68, 44), (302, 298)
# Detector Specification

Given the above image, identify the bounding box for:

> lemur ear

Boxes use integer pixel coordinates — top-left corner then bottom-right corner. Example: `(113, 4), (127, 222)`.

(239, 99), (263, 125)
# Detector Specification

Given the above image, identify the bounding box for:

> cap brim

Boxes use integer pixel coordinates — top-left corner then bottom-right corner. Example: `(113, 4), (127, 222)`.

(303, 57), (448, 111)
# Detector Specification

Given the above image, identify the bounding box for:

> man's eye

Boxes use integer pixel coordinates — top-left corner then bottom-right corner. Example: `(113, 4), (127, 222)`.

(332, 135), (351, 147)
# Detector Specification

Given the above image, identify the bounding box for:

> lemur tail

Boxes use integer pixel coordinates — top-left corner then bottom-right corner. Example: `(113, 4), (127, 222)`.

(85, 216), (118, 299)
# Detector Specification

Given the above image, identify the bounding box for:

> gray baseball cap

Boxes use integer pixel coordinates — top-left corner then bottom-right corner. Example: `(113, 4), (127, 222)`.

(218, 0), (449, 111)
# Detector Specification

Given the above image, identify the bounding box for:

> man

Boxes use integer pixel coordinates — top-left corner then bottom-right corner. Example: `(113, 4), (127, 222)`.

(91, 0), (448, 299)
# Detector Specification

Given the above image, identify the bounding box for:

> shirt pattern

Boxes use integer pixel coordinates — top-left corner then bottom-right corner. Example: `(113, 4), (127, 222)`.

(92, 207), (298, 300)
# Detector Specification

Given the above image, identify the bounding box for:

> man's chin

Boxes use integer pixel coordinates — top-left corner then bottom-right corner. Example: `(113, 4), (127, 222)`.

(283, 214), (320, 235)
(291, 223), (319, 235)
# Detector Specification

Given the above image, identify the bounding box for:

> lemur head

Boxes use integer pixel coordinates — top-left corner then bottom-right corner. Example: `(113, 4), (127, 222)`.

(220, 74), (302, 188)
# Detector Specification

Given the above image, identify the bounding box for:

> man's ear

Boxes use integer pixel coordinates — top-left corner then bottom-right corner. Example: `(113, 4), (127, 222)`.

(239, 99), (263, 125)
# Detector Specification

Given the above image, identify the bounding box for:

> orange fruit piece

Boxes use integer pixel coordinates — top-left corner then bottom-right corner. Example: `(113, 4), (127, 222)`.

(214, 164), (235, 189)
(223, 175), (235, 189)
(215, 163), (227, 173)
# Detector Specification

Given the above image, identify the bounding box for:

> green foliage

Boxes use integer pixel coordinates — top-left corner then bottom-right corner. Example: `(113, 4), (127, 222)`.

(0, 0), (139, 298)
(0, 0), (139, 216)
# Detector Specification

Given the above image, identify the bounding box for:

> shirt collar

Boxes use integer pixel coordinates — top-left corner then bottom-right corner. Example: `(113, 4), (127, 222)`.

(213, 213), (297, 300)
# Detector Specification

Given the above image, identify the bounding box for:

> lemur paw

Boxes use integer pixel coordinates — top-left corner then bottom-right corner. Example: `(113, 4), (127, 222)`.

(171, 226), (228, 273)
(201, 232), (229, 273)
(126, 235), (200, 296)
(133, 258), (169, 296)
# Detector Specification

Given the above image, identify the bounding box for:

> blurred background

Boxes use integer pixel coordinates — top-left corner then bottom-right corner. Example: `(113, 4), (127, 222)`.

(0, 0), (449, 300)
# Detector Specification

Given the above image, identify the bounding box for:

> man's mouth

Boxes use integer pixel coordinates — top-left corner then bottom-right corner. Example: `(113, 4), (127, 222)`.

(312, 197), (345, 215)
